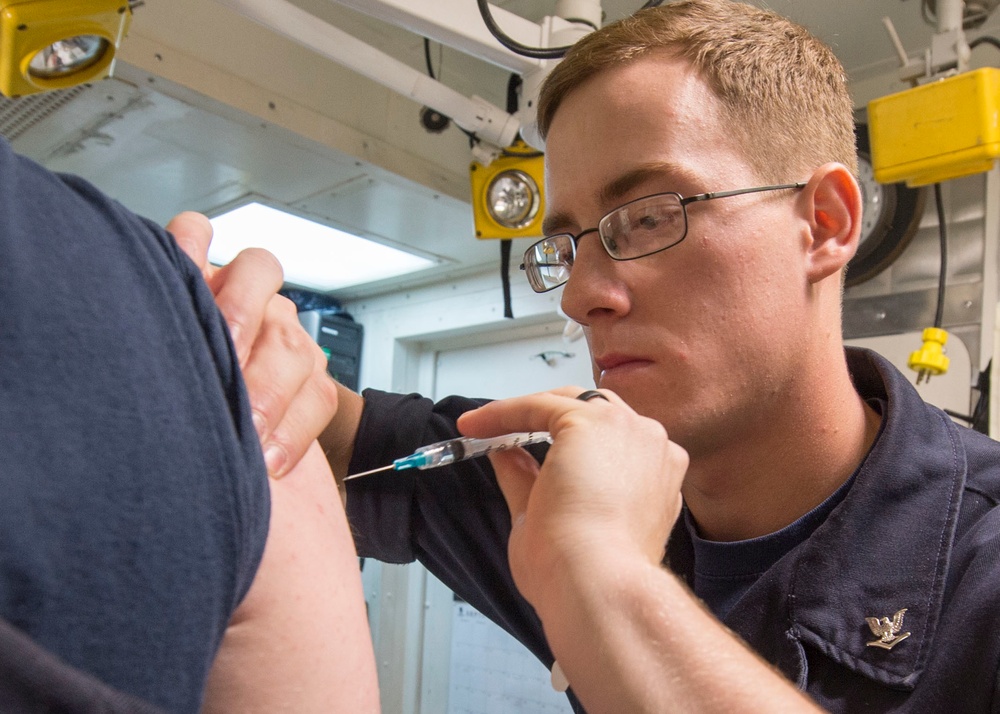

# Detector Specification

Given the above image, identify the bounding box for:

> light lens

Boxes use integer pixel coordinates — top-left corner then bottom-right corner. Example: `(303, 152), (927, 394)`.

(486, 169), (540, 229)
(28, 36), (108, 79)
(208, 202), (437, 292)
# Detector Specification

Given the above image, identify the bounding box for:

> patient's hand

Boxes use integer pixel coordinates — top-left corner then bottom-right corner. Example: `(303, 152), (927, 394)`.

(167, 212), (338, 478)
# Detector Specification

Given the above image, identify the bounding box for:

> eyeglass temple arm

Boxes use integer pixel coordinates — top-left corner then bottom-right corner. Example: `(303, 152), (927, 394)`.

(686, 182), (808, 204)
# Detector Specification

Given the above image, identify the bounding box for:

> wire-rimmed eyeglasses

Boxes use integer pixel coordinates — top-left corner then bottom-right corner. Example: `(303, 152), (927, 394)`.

(519, 182), (806, 293)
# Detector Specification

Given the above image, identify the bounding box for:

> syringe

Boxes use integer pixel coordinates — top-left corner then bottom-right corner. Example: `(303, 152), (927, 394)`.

(343, 431), (552, 481)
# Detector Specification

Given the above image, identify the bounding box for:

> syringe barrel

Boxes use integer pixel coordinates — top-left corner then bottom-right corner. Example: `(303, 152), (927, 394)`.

(407, 432), (553, 470)
(413, 440), (466, 468)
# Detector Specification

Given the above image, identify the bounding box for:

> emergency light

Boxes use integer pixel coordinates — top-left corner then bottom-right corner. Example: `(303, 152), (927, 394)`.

(470, 140), (545, 240)
(0, 0), (132, 98)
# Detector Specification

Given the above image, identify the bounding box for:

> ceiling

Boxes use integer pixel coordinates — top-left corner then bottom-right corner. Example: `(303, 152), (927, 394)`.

(3, 0), (999, 300)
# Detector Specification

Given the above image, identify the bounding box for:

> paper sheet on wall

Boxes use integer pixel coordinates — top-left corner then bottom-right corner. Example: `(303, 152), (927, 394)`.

(447, 602), (573, 714)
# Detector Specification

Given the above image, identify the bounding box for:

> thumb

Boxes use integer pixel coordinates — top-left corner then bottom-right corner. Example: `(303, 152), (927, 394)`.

(487, 447), (540, 526)
(167, 211), (215, 280)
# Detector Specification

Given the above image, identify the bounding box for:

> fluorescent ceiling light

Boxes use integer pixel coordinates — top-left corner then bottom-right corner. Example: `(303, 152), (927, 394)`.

(208, 201), (437, 291)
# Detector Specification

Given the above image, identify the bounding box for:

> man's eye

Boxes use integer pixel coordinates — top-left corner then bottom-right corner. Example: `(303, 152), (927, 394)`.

(638, 215), (659, 229)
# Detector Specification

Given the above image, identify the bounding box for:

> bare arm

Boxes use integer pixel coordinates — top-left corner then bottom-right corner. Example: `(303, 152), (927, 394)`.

(532, 547), (820, 714)
(167, 213), (378, 709)
(320, 381), (364, 488)
(460, 388), (821, 714)
(202, 441), (379, 713)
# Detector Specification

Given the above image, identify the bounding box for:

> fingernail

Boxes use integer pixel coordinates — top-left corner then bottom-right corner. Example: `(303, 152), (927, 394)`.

(551, 661), (569, 692)
(263, 443), (287, 478)
(252, 411), (266, 439)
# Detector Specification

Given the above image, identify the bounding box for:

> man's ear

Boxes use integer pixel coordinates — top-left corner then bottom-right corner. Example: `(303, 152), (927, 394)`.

(802, 163), (861, 283)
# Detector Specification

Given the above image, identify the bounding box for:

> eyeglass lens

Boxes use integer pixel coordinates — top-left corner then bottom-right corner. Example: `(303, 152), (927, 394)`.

(598, 193), (686, 259)
(523, 234), (575, 293)
(522, 193), (687, 292)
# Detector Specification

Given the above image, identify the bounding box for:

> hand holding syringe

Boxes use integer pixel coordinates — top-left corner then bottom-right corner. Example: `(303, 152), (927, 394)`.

(343, 432), (552, 480)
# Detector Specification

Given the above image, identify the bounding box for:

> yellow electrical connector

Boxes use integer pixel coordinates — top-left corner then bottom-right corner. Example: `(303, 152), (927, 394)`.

(908, 327), (950, 385)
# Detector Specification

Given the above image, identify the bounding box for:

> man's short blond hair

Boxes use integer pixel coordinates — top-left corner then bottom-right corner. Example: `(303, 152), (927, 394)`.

(537, 0), (857, 181)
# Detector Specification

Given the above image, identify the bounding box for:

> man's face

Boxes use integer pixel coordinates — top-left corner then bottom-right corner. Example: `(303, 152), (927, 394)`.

(544, 54), (811, 456)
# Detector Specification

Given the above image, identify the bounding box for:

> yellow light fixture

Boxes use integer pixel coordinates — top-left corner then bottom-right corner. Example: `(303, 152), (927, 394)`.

(0, 0), (132, 98)
(470, 140), (545, 240)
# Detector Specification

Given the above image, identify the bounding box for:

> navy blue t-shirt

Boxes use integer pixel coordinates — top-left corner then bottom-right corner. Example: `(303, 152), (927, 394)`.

(0, 138), (270, 712)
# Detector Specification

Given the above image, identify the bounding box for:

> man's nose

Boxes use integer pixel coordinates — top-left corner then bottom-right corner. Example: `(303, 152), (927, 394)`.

(560, 235), (631, 324)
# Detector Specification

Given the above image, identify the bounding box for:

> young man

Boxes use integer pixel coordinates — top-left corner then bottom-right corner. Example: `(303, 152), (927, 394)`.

(196, 1), (1000, 711)
(0, 140), (377, 712)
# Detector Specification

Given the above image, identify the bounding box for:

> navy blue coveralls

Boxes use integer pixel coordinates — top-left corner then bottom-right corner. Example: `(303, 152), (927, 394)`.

(347, 348), (1000, 712)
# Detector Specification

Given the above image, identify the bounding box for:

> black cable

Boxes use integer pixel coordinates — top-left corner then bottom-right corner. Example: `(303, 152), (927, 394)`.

(932, 183), (948, 328)
(423, 37), (436, 80)
(970, 35), (1000, 51)
(946, 359), (992, 435)
(498, 72), (523, 320)
(475, 1), (666, 62)
(500, 239), (514, 318)
(502, 148), (543, 158)
(421, 37), (479, 144)
(944, 408), (973, 423)
(971, 360), (991, 434)
(506, 72), (521, 115)
(476, 0), (575, 59)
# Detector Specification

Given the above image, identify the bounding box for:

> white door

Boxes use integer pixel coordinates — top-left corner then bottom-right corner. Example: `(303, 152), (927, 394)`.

(419, 323), (583, 714)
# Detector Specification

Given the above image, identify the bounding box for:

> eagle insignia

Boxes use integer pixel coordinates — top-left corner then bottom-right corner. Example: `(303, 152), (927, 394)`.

(865, 608), (911, 650)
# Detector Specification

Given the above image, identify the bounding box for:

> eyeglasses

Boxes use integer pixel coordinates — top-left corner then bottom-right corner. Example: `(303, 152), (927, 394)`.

(519, 182), (806, 293)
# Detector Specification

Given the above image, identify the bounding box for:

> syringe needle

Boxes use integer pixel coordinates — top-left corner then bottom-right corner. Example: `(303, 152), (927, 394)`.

(343, 464), (396, 481)
(343, 432), (552, 481)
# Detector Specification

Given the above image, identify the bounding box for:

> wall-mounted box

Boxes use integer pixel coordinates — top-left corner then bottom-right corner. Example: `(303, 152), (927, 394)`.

(868, 68), (1000, 187)
(298, 310), (363, 391)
